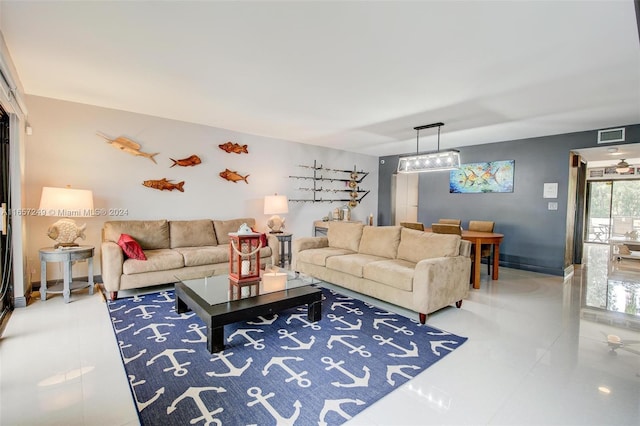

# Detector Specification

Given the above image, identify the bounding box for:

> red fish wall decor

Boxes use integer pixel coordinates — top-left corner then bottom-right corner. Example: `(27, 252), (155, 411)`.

(219, 169), (249, 184)
(219, 142), (249, 154)
(170, 154), (201, 168)
(142, 178), (185, 192)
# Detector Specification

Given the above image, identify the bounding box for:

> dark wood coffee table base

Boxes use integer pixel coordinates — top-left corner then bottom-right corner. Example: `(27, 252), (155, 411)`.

(175, 282), (322, 353)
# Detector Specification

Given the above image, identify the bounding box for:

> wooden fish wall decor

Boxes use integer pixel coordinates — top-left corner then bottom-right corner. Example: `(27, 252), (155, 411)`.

(219, 168), (249, 184)
(170, 154), (201, 168)
(142, 178), (185, 192)
(97, 133), (159, 164)
(219, 142), (248, 154)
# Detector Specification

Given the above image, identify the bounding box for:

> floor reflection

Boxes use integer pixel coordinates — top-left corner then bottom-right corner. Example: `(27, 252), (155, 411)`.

(581, 243), (640, 330)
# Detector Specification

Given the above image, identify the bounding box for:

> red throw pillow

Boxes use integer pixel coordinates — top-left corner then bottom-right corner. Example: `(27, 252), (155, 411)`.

(251, 227), (268, 247)
(117, 234), (147, 260)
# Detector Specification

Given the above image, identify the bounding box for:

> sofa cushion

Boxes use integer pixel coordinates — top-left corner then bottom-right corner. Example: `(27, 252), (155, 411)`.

(213, 218), (256, 245)
(327, 222), (364, 252)
(173, 246), (228, 267)
(363, 259), (415, 292)
(117, 234), (147, 260)
(122, 249), (184, 275)
(170, 220), (217, 248)
(397, 228), (461, 263)
(104, 220), (170, 250)
(296, 247), (355, 267)
(358, 226), (401, 259)
(326, 253), (388, 278)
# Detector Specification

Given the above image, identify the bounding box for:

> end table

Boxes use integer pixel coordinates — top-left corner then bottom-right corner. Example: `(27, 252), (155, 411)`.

(39, 245), (94, 303)
(274, 233), (293, 268)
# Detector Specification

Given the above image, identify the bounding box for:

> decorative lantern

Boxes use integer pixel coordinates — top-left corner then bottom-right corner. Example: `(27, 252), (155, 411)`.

(228, 232), (262, 296)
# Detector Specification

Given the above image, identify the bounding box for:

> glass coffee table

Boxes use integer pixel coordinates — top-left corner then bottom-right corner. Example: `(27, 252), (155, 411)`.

(175, 270), (322, 353)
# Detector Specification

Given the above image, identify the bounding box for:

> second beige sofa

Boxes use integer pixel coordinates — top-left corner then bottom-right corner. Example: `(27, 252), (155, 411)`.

(292, 221), (471, 323)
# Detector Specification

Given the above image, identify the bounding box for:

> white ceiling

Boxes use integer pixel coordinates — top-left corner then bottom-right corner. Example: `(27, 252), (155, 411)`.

(1, 1), (639, 160)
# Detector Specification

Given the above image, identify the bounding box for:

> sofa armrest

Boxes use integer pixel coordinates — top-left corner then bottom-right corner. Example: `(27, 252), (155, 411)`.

(412, 255), (471, 314)
(291, 237), (328, 270)
(101, 241), (124, 293)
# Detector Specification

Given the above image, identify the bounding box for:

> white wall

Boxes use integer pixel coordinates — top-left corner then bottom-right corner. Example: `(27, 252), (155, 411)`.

(23, 95), (378, 284)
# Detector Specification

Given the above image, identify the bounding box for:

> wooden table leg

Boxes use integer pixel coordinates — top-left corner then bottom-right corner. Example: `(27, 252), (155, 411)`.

(63, 256), (71, 303)
(492, 243), (500, 280)
(308, 300), (322, 322)
(209, 325), (225, 353)
(40, 260), (47, 301)
(473, 241), (481, 289)
(88, 257), (94, 295)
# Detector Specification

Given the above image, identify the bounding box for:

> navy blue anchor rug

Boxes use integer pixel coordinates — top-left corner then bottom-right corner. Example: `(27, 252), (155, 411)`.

(107, 286), (467, 425)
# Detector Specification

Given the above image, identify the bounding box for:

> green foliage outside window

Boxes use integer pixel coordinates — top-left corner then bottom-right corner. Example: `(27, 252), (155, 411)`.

(588, 180), (640, 219)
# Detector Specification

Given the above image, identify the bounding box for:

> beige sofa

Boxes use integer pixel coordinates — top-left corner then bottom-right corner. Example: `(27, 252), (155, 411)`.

(101, 218), (276, 300)
(292, 222), (471, 323)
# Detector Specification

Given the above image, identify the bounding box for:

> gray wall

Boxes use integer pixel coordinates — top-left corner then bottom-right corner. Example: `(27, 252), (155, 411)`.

(378, 123), (640, 276)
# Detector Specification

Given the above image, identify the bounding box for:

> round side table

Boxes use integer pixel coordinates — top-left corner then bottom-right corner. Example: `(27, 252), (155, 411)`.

(274, 233), (293, 268)
(39, 245), (94, 303)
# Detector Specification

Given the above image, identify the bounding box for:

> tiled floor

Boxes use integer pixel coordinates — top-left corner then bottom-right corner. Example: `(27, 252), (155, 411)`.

(1, 244), (638, 425)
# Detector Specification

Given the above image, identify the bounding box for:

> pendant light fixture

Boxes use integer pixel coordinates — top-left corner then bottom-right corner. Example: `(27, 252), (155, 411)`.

(397, 122), (461, 173)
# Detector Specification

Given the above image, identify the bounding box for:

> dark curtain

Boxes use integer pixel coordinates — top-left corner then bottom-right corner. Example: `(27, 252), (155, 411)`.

(0, 104), (12, 334)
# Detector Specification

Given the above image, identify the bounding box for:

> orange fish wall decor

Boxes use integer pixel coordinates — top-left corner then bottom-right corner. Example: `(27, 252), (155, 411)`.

(170, 154), (201, 168)
(219, 142), (249, 154)
(142, 178), (185, 192)
(219, 168), (249, 184)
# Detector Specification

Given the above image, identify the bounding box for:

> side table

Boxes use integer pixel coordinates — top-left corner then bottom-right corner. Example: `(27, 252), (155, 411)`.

(40, 245), (94, 303)
(274, 233), (293, 268)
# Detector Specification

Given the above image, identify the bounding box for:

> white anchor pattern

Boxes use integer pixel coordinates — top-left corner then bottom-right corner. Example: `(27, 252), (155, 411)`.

(107, 287), (467, 425)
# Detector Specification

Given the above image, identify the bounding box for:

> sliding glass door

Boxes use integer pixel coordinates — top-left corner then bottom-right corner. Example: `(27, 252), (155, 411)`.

(585, 179), (640, 243)
(0, 105), (11, 332)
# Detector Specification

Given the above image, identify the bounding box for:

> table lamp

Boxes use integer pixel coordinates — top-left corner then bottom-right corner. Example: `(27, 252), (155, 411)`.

(264, 194), (288, 233)
(39, 186), (94, 248)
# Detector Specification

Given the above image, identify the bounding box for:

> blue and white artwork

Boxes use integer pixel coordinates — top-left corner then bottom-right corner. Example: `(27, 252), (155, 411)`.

(450, 160), (515, 193)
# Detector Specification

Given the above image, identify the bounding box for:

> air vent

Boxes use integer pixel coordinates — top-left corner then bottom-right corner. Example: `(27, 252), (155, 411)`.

(597, 127), (625, 144)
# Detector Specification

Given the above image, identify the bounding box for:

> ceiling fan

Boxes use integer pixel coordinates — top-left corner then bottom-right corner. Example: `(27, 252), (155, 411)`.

(615, 159), (630, 174)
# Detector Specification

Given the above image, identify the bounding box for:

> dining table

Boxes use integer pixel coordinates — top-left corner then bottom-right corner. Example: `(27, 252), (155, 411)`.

(425, 228), (504, 289)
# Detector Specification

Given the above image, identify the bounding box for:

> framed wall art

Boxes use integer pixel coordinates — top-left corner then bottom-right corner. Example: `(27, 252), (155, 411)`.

(450, 160), (515, 193)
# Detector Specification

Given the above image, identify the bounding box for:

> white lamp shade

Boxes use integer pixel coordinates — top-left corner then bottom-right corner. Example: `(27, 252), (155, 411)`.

(39, 187), (94, 217)
(264, 194), (289, 215)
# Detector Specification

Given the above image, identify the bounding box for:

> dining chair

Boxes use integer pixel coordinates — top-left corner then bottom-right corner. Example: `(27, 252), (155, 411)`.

(438, 218), (462, 226)
(400, 222), (425, 231)
(431, 223), (462, 235)
(468, 220), (495, 274)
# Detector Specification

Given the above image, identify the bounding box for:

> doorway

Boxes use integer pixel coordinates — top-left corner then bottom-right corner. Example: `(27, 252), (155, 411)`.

(0, 105), (11, 334)
(585, 179), (640, 243)
(391, 173), (419, 225)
